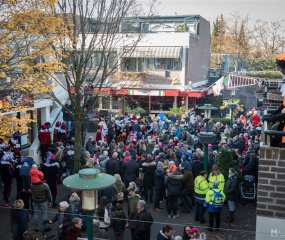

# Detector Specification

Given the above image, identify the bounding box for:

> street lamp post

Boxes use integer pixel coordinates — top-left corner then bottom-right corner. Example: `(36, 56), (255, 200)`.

(63, 168), (115, 240)
(228, 88), (238, 128)
(198, 104), (217, 172)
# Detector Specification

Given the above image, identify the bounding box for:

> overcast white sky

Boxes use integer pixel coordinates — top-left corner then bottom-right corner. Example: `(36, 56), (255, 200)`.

(146, 0), (284, 23)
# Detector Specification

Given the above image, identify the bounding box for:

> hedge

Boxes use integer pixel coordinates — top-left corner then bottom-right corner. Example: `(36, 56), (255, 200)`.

(212, 118), (231, 126)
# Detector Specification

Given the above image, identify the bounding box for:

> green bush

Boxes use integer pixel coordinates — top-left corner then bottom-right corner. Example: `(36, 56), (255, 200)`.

(212, 118), (230, 126)
(247, 71), (281, 79)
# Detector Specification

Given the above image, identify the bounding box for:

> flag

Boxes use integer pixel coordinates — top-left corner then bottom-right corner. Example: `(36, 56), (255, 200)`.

(212, 76), (224, 96)
(223, 75), (232, 89)
(171, 77), (178, 85)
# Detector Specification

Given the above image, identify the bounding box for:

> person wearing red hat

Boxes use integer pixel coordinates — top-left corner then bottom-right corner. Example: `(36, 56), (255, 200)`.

(38, 124), (51, 162)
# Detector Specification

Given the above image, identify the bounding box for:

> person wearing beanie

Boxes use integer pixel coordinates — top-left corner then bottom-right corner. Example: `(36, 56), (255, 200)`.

(187, 227), (206, 240)
(134, 200), (153, 240)
(204, 180), (226, 232)
(208, 165), (225, 191)
(194, 171), (209, 224)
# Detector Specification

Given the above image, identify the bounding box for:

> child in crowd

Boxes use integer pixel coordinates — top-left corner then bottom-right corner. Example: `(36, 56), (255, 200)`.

(29, 164), (45, 184)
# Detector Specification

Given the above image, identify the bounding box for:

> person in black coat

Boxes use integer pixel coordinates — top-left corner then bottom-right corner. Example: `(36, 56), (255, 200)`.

(190, 152), (203, 179)
(157, 225), (174, 240)
(134, 200), (153, 240)
(122, 155), (139, 188)
(242, 153), (259, 180)
(41, 157), (60, 207)
(165, 168), (183, 218)
(224, 168), (239, 222)
(142, 155), (156, 204)
(10, 199), (29, 240)
(48, 201), (73, 240)
(62, 100), (73, 131)
(154, 162), (166, 211)
(106, 152), (119, 176)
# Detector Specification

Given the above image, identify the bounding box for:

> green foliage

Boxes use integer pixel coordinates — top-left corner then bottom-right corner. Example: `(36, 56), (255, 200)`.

(165, 106), (187, 117)
(215, 147), (239, 181)
(247, 70), (281, 79)
(212, 118), (230, 126)
(124, 106), (146, 115)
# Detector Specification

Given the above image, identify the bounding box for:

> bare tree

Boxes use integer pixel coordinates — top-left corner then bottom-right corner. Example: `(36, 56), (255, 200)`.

(44, 0), (157, 172)
(253, 19), (285, 59)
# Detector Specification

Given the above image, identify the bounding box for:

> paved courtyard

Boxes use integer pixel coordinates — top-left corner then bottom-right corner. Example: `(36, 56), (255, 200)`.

(0, 179), (256, 240)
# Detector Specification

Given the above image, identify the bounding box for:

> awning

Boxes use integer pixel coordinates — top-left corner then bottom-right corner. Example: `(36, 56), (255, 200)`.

(121, 46), (182, 58)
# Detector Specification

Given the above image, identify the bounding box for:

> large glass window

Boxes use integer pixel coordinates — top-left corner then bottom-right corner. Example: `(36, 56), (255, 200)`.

(125, 58), (181, 71)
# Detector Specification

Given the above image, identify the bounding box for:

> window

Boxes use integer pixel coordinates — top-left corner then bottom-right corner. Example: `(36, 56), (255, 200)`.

(124, 58), (181, 71)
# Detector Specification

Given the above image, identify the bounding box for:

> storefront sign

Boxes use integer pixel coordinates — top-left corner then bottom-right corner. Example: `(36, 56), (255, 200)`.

(128, 90), (165, 96)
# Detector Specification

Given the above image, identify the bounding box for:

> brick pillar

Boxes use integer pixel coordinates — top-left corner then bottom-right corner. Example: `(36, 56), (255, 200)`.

(256, 146), (285, 239)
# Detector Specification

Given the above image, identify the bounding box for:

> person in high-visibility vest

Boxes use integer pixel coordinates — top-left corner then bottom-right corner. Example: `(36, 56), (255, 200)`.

(204, 180), (226, 232)
(208, 165), (225, 191)
(194, 171), (210, 224)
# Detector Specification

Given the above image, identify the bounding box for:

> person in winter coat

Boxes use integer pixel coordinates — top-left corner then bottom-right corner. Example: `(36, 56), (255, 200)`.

(106, 152), (119, 176)
(10, 199), (29, 240)
(0, 148), (14, 203)
(62, 100), (73, 130)
(48, 201), (73, 240)
(62, 145), (75, 175)
(194, 171), (210, 224)
(112, 174), (126, 207)
(93, 220), (109, 239)
(154, 162), (166, 212)
(19, 157), (35, 191)
(204, 181), (226, 232)
(224, 168), (239, 222)
(179, 164), (194, 213)
(111, 203), (127, 240)
(142, 155), (156, 204)
(134, 200), (153, 240)
(191, 152), (204, 179)
(157, 224), (175, 240)
(165, 167), (183, 218)
(122, 155), (139, 188)
(69, 192), (80, 217)
(66, 218), (83, 240)
(128, 191), (141, 240)
(251, 110), (261, 126)
(146, 139), (156, 155)
(41, 155), (60, 207)
(99, 151), (109, 173)
(29, 164), (44, 184)
(242, 153), (259, 180)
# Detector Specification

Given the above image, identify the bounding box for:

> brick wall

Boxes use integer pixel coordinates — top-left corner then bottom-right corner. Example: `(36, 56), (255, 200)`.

(257, 146), (285, 219)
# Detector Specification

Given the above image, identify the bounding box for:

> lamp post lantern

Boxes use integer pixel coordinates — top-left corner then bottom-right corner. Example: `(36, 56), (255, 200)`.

(63, 168), (115, 240)
(198, 104), (217, 172)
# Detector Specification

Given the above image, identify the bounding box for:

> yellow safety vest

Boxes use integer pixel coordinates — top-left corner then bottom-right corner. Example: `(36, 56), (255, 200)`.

(208, 173), (225, 191)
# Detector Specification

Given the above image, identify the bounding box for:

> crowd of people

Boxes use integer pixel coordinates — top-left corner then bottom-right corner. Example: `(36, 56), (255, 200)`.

(1, 104), (263, 240)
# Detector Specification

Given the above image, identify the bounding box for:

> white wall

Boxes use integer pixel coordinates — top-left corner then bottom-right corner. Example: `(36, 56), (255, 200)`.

(256, 216), (285, 239)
